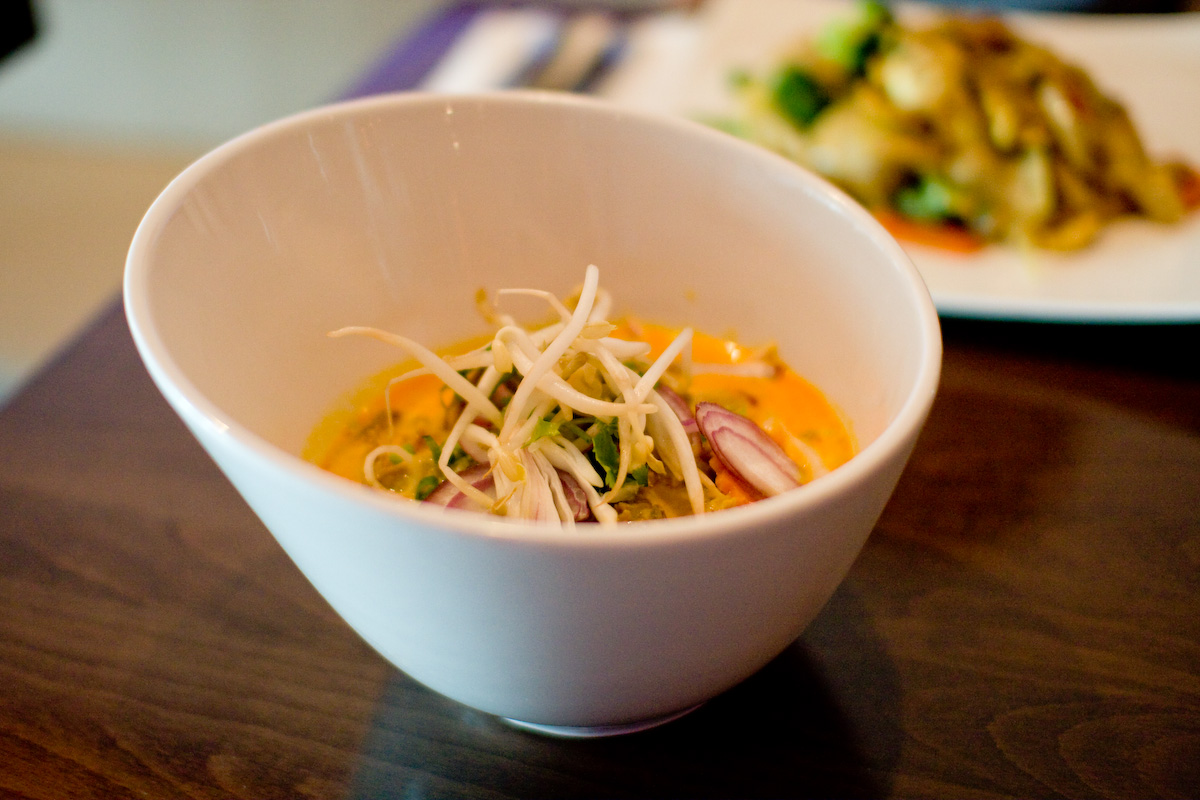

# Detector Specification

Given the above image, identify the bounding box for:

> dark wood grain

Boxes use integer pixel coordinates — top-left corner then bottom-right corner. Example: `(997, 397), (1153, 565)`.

(1, 302), (1197, 799)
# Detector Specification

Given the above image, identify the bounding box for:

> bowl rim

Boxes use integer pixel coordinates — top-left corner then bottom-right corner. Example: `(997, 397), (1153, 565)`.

(124, 90), (942, 550)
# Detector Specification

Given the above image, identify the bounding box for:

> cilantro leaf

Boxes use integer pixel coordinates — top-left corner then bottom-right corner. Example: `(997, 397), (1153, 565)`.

(528, 417), (562, 445)
(628, 464), (649, 487)
(590, 420), (621, 488)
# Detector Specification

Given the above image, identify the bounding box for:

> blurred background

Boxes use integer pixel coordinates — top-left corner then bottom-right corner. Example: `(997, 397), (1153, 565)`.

(0, 0), (438, 405)
(1, 0), (1196, 407)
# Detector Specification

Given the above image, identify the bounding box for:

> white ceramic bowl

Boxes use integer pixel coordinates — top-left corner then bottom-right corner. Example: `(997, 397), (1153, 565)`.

(125, 91), (940, 736)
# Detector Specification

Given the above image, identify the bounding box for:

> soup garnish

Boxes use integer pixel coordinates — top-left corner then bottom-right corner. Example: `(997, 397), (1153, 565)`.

(308, 265), (854, 526)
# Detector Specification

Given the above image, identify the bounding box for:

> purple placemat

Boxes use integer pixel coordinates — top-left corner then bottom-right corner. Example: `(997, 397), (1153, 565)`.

(337, 2), (486, 99)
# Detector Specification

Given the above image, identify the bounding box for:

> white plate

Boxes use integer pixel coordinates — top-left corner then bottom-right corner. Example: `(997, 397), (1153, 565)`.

(628, 0), (1200, 322)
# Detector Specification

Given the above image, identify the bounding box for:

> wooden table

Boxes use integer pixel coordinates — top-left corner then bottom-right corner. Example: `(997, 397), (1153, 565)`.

(1, 298), (1197, 799)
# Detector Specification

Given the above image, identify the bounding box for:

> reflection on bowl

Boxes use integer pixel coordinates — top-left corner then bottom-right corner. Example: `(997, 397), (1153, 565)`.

(124, 91), (940, 735)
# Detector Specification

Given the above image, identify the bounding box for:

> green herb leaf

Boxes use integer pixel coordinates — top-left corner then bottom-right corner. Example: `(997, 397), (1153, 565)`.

(422, 435), (442, 462)
(590, 420), (621, 488)
(449, 451), (475, 473)
(415, 475), (441, 501)
(528, 416), (562, 445)
(558, 415), (598, 445)
(628, 464), (649, 487)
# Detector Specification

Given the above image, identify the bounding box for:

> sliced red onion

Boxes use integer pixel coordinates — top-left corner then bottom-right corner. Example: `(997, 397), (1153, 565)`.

(424, 464), (495, 511)
(521, 466), (559, 522)
(694, 402), (801, 498)
(557, 469), (591, 522)
(656, 385), (699, 435)
(424, 464), (590, 521)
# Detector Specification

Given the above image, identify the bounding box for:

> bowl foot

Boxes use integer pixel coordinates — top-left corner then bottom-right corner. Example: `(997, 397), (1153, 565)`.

(501, 703), (703, 738)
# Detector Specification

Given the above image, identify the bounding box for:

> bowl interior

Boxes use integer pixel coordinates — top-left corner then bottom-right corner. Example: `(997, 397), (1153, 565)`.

(127, 92), (935, 480)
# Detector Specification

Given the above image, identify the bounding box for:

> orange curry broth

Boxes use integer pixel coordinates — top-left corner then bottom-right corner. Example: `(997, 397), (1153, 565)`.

(622, 322), (856, 478)
(306, 322), (855, 491)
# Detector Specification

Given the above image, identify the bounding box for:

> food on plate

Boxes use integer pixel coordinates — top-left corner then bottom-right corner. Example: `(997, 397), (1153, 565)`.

(306, 265), (855, 525)
(727, 1), (1200, 252)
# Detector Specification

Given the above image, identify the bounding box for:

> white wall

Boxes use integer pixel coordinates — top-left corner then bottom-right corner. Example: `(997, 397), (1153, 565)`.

(0, 0), (438, 149)
(0, 0), (439, 405)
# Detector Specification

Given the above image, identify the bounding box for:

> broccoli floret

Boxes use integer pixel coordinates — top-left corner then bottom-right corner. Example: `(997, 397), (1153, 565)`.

(894, 174), (971, 223)
(770, 66), (831, 129)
